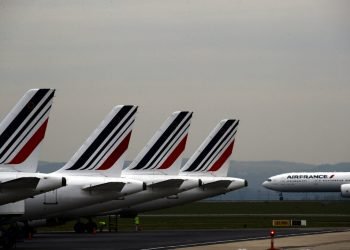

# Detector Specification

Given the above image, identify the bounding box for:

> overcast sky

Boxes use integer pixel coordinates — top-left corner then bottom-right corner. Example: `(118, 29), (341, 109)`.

(0, 0), (349, 164)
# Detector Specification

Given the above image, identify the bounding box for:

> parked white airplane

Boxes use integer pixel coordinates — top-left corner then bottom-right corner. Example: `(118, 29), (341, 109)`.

(24, 105), (144, 223)
(115, 119), (247, 214)
(0, 89), (65, 206)
(45, 111), (200, 220)
(262, 172), (350, 197)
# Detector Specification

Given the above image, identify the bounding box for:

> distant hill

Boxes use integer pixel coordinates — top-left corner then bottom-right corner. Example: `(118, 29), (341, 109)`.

(38, 160), (350, 201)
(38, 161), (65, 173)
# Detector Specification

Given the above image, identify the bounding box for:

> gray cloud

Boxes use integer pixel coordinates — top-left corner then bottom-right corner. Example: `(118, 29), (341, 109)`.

(0, 0), (349, 164)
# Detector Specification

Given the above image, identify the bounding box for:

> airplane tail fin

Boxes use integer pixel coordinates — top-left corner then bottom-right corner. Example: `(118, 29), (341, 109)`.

(57, 105), (137, 177)
(0, 89), (55, 172)
(125, 111), (192, 175)
(180, 119), (239, 177)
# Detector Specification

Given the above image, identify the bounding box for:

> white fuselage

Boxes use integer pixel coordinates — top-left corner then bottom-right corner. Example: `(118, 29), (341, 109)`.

(115, 177), (247, 214)
(0, 172), (65, 206)
(262, 172), (350, 192)
(24, 173), (144, 220)
(48, 174), (201, 218)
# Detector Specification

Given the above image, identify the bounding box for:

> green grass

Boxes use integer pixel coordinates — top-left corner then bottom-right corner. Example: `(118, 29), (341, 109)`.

(145, 200), (350, 215)
(37, 201), (350, 232)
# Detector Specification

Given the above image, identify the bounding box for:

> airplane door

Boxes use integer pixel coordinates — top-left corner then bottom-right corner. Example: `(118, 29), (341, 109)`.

(44, 190), (58, 205)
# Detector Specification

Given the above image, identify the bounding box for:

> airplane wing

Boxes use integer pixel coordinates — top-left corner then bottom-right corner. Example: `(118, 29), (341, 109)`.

(201, 180), (232, 189)
(148, 179), (184, 189)
(0, 177), (40, 190)
(82, 182), (126, 192)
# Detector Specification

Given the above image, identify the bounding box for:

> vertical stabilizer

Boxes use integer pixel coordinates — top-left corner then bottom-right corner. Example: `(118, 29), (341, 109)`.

(181, 119), (239, 177)
(0, 89), (55, 172)
(57, 105), (137, 177)
(125, 111), (192, 175)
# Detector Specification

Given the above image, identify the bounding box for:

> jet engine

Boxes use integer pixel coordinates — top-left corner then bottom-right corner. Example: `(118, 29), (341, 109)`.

(340, 184), (350, 198)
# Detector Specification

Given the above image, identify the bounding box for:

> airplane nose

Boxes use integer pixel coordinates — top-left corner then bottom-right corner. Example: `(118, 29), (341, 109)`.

(262, 181), (269, 187)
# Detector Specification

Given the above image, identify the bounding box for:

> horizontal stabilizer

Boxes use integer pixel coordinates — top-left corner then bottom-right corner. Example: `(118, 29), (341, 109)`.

(82, 182), (126, 192)
(0, 177), (40, 190)
(148, 179), (184, 189)
(201, 180), (232, 189)
(0, 200), (25, 215)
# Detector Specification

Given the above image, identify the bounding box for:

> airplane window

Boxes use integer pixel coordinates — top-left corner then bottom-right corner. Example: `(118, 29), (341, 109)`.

(268, 179), (272, 182)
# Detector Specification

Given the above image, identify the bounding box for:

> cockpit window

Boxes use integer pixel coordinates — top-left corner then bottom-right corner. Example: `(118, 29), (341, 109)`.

(268, 178), (272, 182)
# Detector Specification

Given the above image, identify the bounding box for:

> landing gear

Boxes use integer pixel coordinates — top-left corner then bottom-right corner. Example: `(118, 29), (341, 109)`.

(73, 219), (97, 233)
(279, 192), (284, 201)
(24, 222), (36, 239)
(0, 226), (18, 249)
(2, 233), (16, 249)
(73, 221), (85, 233)
(85, 220), (97, 234)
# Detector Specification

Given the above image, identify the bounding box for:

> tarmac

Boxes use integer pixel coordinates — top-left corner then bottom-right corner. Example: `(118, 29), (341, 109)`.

(14, 228), (349, 250)
(178, 230), (350, 250)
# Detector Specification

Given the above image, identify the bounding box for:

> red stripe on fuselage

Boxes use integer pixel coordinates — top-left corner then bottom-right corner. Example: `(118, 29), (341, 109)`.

(208, 140), (234, 172)
(159, 134), (188, 169)
(9, 119), (49, 164)
(97, 131), (132, 170)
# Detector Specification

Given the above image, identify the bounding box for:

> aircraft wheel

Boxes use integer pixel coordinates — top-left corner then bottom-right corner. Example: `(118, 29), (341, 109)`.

(85, 222), (97, 234)
(73, 222), (85, 233)
(24, 225), (36, 239)
(279, 192), (284, 201)
(1, 228), (17, 249)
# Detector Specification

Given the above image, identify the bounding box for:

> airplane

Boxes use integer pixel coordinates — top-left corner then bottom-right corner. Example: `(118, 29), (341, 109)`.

(0, 89), (65, 206)
(23, 105), (145, 231)
(34, 111), (200, 223)
(114, 119), (248, 215)
(262, 172), (350, 198)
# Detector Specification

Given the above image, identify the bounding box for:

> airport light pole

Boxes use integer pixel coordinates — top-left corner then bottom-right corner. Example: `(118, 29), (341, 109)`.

(269, 229), (276, 250)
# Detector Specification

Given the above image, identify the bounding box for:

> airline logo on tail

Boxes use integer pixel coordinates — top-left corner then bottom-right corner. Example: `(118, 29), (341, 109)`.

(0, 89), (55, 165)
(128, 111), (192, 171)
(183, 119), (239, 173)
(64, 105), (137, 172)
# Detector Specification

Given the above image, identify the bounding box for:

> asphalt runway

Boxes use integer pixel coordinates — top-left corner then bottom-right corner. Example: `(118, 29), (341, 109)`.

(14, 228), (347, 250)
(178, 230), (350, 250)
